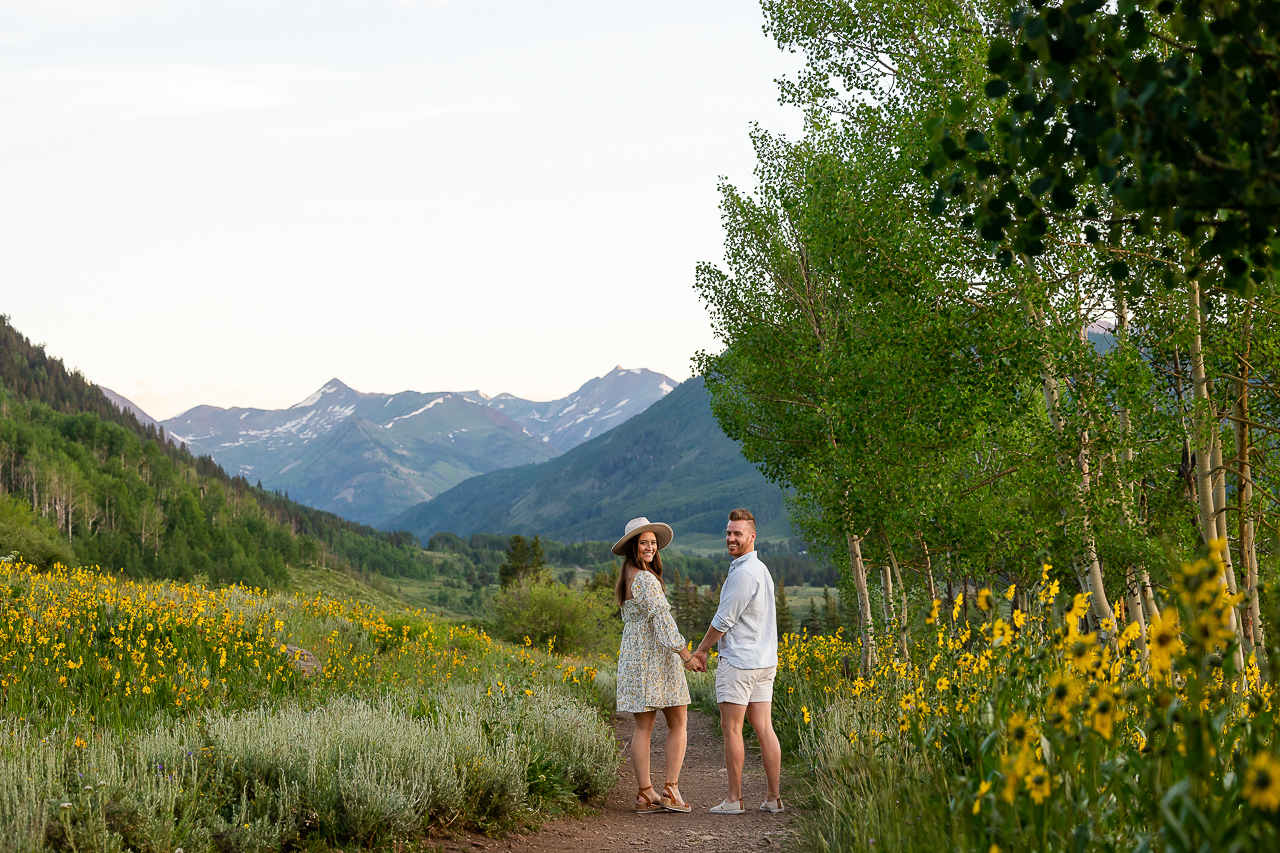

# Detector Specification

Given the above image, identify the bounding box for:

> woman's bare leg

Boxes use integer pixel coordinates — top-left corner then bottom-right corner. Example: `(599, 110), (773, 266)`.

(661, 705), (688, 802)
(632, 710), (657, 804)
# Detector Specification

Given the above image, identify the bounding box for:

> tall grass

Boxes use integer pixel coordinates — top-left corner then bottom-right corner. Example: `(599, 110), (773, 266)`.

(0, 561), (620, 851)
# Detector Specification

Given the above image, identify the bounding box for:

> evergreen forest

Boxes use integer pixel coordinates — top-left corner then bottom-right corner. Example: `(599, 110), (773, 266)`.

(0, 316), (430, 588)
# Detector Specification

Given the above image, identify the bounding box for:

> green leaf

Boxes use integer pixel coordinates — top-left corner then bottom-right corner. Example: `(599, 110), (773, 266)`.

(988, 38), (1015, 73)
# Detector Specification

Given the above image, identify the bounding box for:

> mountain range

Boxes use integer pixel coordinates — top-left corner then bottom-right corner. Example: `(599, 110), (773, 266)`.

(487, 367), (676, 452)
(386, 377), (788, 544)
(148, 368), (675, 526)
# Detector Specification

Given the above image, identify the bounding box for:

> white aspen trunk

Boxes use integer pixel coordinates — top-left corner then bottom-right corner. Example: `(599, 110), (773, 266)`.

(880, 561), (896, 629)
(1234, 404), (1260, 655)
(847, 533), (876, 674)
(1076, 430), (1118, 636)
(918, 533), (938, 602)
(1212, 429), (1248, 651)
(1188, 278), (1246, 670)
(882, 532), (909, 660)
(1235, 305), (1264, 655)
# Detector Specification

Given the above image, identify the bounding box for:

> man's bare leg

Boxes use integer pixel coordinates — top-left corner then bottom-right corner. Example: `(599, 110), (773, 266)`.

(746, 701), (781, 802)
(719, 702), (747, 804)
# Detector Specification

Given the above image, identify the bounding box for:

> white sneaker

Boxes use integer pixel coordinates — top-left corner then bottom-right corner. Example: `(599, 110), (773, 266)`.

(710, 799), (746, 815)
(759, 798), (785, 813)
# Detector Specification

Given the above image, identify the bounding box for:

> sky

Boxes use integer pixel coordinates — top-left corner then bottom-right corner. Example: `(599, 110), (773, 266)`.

(1, 0), (805, 421)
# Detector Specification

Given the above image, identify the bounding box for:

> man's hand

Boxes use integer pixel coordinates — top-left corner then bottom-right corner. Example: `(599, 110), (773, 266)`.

(682, 656), (704, 672)
(692, 650), (709, 671)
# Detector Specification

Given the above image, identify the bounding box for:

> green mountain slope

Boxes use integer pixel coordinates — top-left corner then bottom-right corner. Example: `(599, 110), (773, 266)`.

(267, 407), (559, 524)
(385, 377), (788, 542)
(0, 316), (428, 587)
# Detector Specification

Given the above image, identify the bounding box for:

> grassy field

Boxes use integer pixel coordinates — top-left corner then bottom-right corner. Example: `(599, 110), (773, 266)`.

(0, 559), (618, 852)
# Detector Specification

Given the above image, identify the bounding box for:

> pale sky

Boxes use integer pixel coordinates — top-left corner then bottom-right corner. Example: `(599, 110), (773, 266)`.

(1, 0), (803, 420)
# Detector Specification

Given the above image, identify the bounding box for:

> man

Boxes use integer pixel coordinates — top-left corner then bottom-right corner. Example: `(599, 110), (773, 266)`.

(691, 508), (783, 814)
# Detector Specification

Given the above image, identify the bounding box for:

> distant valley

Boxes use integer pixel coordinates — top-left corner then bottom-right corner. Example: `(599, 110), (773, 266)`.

(120, 367), (676, 526)
(387, 377), (788, 544)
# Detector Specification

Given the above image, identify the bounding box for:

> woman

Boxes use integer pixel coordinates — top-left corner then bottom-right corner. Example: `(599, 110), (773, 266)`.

(613, 516), (703, 814)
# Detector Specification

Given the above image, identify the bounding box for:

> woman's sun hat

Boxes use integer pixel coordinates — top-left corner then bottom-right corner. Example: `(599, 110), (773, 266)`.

(612, 517), (674, 556)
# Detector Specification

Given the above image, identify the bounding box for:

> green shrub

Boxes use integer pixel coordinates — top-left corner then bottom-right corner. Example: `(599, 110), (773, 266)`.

(0, 686), (617, 853)
(490, 578), (619, 656)
(0, 495), (73, 569)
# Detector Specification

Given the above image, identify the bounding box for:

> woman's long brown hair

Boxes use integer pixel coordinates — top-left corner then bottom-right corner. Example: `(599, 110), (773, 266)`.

(614, 535), (664, 607)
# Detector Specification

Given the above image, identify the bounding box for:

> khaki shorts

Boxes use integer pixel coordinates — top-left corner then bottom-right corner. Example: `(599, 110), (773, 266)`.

(715, 660), (777, 705)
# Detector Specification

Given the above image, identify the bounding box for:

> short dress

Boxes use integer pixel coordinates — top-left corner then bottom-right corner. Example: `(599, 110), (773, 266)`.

(616, 569), (691, 713)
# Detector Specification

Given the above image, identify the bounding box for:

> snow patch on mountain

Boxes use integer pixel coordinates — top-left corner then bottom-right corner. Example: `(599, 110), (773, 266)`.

(384, 396), (446, 428)
(292, 383), (341, 409)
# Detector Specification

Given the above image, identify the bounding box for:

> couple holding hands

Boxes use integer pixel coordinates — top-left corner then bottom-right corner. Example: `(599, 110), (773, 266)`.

(612, 508), (783, 816)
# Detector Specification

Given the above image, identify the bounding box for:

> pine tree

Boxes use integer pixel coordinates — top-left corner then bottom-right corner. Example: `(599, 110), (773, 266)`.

(823, 586), (841, 634)
(499, 535), (532, 587)
(803, 598), (822, 635)
(775, 574), (796, 637)
(529, 535), (547, 572)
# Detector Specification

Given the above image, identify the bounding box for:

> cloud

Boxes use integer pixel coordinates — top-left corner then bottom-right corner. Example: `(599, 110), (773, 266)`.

(0, 63), (358, 134)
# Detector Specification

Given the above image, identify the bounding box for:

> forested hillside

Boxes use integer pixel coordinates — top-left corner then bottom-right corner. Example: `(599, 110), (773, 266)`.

(0, 316), (427, 587)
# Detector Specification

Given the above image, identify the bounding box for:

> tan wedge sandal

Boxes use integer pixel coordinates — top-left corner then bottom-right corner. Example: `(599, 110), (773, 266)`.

(636, 785), (664, 814)
(661, 781), (692, 813)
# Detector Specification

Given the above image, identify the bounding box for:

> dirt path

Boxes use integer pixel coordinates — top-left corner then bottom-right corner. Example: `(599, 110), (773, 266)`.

(478, 710), (797, 852)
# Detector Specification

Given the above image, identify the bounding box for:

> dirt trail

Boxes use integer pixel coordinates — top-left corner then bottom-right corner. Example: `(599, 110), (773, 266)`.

(465, 710), (796, 852)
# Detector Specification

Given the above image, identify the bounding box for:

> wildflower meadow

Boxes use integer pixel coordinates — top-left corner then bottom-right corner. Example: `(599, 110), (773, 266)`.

(768, 543), (1279, 852)
(0, 559), (616, 852)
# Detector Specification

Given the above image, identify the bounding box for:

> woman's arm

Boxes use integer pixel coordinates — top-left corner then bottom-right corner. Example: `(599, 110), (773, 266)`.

(633, 572), (691, 658)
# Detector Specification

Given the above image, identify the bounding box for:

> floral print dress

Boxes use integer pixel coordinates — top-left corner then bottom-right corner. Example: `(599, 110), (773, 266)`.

(616, 569), (691, 713)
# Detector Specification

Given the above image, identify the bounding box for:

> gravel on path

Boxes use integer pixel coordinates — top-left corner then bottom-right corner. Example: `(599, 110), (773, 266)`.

(446, 708), (798, 853)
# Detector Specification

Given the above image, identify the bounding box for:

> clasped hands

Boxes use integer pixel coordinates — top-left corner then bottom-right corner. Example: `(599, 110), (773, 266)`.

(682, 650), (709, 672)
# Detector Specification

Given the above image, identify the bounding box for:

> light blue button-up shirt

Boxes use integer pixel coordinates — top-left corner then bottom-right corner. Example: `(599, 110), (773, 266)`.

(711, 550), (778, 670)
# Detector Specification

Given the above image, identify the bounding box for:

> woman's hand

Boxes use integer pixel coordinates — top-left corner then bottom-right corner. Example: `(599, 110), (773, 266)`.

(682, 655), (705, 673)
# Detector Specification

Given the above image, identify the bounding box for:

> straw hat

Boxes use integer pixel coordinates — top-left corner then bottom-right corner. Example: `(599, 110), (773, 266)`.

(611, 517), (674, 556)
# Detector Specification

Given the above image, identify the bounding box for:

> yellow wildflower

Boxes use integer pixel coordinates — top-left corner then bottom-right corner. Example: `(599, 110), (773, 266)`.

(926, 599), (940, 625)
(1244, 752), (1280, 812)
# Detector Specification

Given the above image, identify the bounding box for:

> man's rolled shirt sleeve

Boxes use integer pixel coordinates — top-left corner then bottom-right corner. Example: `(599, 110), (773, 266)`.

(711, 571), (755, 633)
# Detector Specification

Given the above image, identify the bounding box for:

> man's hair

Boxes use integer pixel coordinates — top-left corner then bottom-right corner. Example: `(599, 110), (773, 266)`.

(727, 508), (756, 533)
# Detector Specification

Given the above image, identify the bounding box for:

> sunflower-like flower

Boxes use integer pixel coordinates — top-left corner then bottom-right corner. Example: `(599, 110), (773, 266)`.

(1000, 748), (1037, 804)
(1065, 591), (1091, 623)
(1046, 671), (1082, 724)
(1118, 620), (1143, 648)
(1007, 713), (1038, 751)
(1024, 764), (1052, 804)
(1088, 685), (1124, 741)
(1066, 631), (1099, 674)
(926, 598), (940, 625)
(1244, 752), (1280, 812)
(972, 779), (992, 814)
(1147, 609), (1183, 676)
(977, 588), (994, 612)
(991, 618), (1013, 648)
